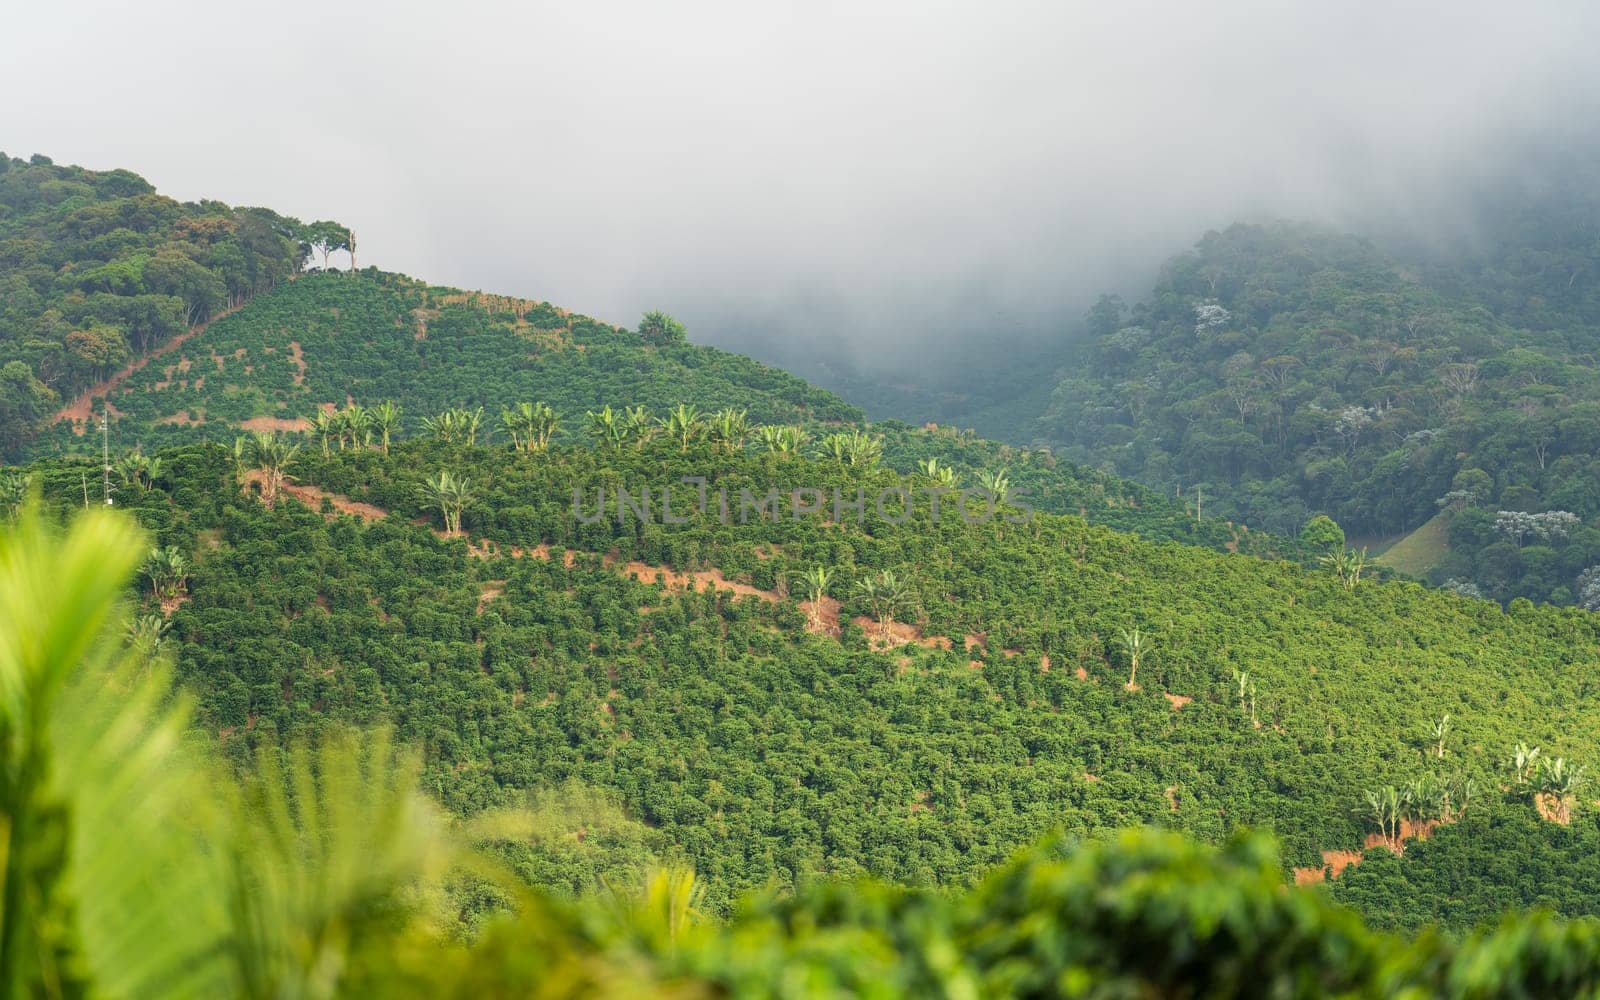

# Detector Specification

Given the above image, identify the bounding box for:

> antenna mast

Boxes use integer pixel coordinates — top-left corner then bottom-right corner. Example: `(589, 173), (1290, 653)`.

(101, 402), (113, 505)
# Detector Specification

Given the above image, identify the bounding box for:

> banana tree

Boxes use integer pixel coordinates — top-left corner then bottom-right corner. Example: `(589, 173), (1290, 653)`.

(1119, 627), (1152, 690)
(659, 404), (705, 452)
(854, 569), (908, 638)
(311, 409), (337, 457)
(709, 408), (751, 453)
(919, 458), (959, 488)
(1319, 547), (1367, 590)
(795, 565), (833, 629)
(143, 546), (189, 602)
(370, 400), (402, 453)
(977, 467), (1010, 505)
(587, 406), (627, 451)
(248, 431), (300, 509)
(115, 449), (162, 491)
(418, 470), (475, 534)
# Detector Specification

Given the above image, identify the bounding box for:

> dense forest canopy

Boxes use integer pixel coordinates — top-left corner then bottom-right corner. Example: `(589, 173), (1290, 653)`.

(0, 154), (348, 455)
(1037, 220), (1600, 608)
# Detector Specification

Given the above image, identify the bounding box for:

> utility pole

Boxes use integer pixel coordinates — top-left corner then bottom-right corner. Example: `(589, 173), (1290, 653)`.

(101, 402), (113, 506)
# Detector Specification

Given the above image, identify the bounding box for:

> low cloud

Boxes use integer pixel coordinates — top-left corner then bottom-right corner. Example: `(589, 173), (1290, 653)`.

(4, 0), (1596, 382)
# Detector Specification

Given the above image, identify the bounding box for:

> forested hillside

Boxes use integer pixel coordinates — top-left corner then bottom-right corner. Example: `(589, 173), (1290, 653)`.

(0, 153), (337, 454)
(11, 424), (1600, 927)
(14, 153), (1600, 994)
(1038, 221), (1600, 607)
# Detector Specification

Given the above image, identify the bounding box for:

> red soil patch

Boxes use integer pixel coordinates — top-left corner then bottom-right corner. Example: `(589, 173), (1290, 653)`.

(55, 304), (241, 426)
(910, 790), (932, 815)
(1040, 654), (1051, 672)
(1296, 818), (1445, 885)
(287, 341), (307, 386)
(849, 616), (952, 651)
(476, 583), (504, 614)
(1294, 849), (1367, 885)
(801, 595), (842, 637)
(239, 415), (313, 433)
(1535, 793), (1574, 825)
(621, 561), (777, 603)
(1165, 785), (1180, 812)
(1083, 772), (1100, 783)
(156, 411), (204, 426)
(1075, 666), (1090, 680)
(240, 470), (388, 522)
(1164, 693), (1193, 710)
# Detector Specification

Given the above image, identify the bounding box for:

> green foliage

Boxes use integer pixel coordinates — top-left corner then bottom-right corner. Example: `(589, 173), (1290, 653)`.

(10, 435), (1600, 929)
(1036, 221), (1600, 606)
(17, 444), (1600, 993)
(1300, 513), (1345, 554)
(636, 310), (687, 344)
(0, 155), (323, 455)
(19, 272), (860, 460)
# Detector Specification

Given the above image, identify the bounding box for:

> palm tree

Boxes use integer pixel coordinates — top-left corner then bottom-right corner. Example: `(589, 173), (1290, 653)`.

(418, 470), (475, 534)
(144, 545), (190, 602)
(7, 512), (454, 997)
(229, 435), (250, 485)
(795, 565), (833, 630)
(529, 402), (560, 451)
(1119, 627), (1151, 690)
(248, 431), (300, 509)
(331, 407), (352, 450)
(1432, 714), (1451, 759)
(459, 406), (485, 446)
(1363, 785), (1407, 848)
(817, 429), (882, 467)
(844, 429), (883, 468)
(659, 404), (704, 451)
(1510, 742), (1542, 787)
(370, 400), (402, 453)
(818, 432), (850, 463)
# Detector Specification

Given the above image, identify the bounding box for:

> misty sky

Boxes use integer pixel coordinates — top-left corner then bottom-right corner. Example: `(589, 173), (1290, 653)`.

(4, 1), (1598, 377)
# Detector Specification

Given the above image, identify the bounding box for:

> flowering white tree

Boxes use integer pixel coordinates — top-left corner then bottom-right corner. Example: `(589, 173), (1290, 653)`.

(1494, 510), (1580, 546)
(1193, 301), (1231, 337)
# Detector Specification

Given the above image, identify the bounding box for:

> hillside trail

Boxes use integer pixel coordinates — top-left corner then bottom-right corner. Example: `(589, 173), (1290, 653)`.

(55, 303), (243, 426)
